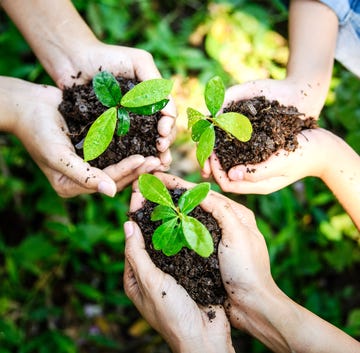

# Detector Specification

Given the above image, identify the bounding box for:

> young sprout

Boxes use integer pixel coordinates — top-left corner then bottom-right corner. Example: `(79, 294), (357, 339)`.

(187, 76), (253, 168)
(83, 71), (173, 161)
(138, 174), (214, 258)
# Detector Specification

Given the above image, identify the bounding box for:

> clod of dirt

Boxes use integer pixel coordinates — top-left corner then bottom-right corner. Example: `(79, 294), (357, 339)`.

(58, 77), (161, 169)
(215, 96), (318, 171)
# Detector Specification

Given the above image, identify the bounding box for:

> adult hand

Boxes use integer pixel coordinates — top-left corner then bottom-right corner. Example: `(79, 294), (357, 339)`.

(56, 42), (177, 170)
(126, 173), (235, 353)
(2, 0), (176, 170)
(199, 192), (273, 327)
(210, 128), (327, 194)
(6, 77), (160, 198)
(124, 226), (234, 353)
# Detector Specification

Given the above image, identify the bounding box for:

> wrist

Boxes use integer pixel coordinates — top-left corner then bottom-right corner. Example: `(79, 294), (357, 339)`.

(230, 285), (296, 352)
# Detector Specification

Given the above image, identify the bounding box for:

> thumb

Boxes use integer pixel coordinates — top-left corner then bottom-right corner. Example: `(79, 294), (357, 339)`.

(124, 221), (157, 282)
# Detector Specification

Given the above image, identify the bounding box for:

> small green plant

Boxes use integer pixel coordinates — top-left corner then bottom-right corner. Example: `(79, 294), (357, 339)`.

(83, 71), (173, 161)
(187, 76), (253, 168)
(138, 174), (214, 257)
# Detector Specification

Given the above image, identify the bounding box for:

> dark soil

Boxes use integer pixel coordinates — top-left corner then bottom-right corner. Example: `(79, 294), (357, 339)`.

(58, 76), (161, 169)
(129, 188), (227, 306)
(215, 96), (318, 172)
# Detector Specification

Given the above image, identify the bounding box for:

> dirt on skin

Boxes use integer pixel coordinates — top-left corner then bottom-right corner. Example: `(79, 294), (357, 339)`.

(129, 187), (227, 306)
(215, 96), (318, 172)
(58, 75), (161, 170)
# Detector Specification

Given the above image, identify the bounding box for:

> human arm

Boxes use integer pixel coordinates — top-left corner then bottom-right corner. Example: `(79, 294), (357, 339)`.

(1, 0), (176, 168)
(223, 0), (338, 119)
(210, 128), (360, 230)
(199, 191), (360, 353)
(202, 0), (338, 179)
(124, 174), (235, 353)
(0, 76), (164, 197)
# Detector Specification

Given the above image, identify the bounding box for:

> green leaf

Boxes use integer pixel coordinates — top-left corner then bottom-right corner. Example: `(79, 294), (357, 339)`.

(121, 78), (173, 108)
(178, 183), (210, 215)
(83, 107), (117, 161)
(75, 282), (103, 301)
(205, 76), (225, 117)
(187, 107), (205, 129)
(196, 124), (215, 168)
(191, 119), (211, 142)
(117, 107), (130, 136)
(126, 99), (169, 115)
(215, 112), (253, 142)
(152, 218), (184, 256)
(181, 216), (214, 257)
(151, 205), (177, 221)
(138, 174), (175, 209)
(92, 71), (122, 107)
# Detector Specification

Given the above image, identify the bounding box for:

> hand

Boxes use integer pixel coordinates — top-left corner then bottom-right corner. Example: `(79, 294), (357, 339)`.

(200, 172), (360, 353)
(1, 0), (176, 170)
(209, 128), (328, 194)
(126, 172), (235, 353)
(8, 78), (159, 198)
(201, 77), (326, 179)
(195, 190), (273, 328)
(123, 220), (234, 353)
(56, 42), (177, 170)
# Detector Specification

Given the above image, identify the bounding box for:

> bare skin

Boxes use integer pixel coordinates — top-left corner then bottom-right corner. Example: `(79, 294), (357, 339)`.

(1, 0), (177, 197)
(125, 173), (360, 353)
(210, 128), (360, 230)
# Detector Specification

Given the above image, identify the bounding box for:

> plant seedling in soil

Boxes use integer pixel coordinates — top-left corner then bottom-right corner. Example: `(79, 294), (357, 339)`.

(187, 75), (253, 168)
(138, 174), (214, 257)
(83, 71), (173, 161)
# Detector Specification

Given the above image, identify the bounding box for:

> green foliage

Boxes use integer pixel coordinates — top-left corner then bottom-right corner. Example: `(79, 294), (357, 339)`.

(1, 1), (360, 352)
(187, 76), (252, 167)
(138, 174), (213, 257)
(83, 71), (173, 161)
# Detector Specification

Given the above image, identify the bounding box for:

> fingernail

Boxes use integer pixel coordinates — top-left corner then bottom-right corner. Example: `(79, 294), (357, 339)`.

(229, 169), (244, 181)
(124, 221), (134, 238)
(98, 181), (116, 197)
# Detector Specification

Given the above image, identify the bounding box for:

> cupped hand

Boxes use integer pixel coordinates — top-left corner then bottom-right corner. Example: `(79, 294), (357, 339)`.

(224, 77), (325, 120)
(201, 77), (325, 180)
(56, 41), (177, 170)
(210, 128), (327, 194)
(12, 81), (160, 198)
(199, 191), (275, 330)
(123, 219), (234, 353)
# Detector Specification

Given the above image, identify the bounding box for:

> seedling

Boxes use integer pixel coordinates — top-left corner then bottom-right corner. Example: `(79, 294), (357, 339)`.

(138, 174), (214, 258)
(187, 76), (253, 168)
(83, 71), (173, 161)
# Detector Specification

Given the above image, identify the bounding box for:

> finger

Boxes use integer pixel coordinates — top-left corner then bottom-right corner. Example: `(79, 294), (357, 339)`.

(124, 221), (165, 290)
(152, 172), (197, 190)
(132, 50), (162, 81)
(161, 97), (177, 120)
(103, 154), (145, 180)
(200, 191), (257, 230)
(129, 180), (146, 212)
(228, 150), (291, 183)
(158, 149), (172, 170)
(157, 122), (177, 152)
(201, 158), (212, 179)
(209, 154), (232, 190)
(49, 150), (117, 197)
(123, 256), (140, 302)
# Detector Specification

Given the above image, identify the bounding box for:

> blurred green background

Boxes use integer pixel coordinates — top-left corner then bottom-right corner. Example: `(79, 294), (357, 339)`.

(1, 1), (360, 352)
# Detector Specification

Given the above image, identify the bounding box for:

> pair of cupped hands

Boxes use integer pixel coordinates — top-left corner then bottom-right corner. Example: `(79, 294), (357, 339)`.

(12, 41), (325, 199)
